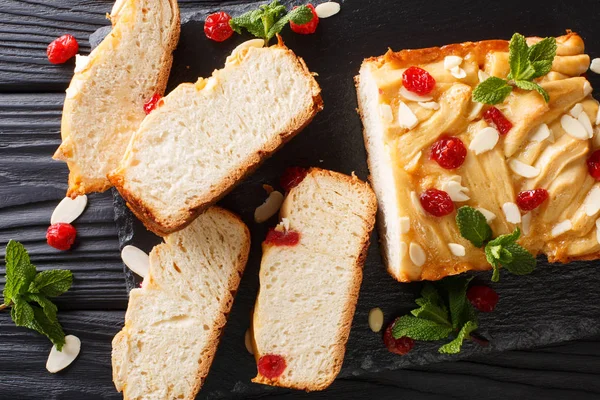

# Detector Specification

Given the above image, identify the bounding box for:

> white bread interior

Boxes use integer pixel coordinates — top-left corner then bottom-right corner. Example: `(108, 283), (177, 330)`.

(112, 207), (250, 400)
(109, 41), (322, 236)
(252, 168), (377, 391)
(55, 0), (180, 196)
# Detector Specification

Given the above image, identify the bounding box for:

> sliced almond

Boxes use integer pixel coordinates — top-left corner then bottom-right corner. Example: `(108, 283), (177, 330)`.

(226, 39), (265, 64)
(442, 178), (470, 202)
(314, 1), (340, 18)
(51, 195), (88, 225)
(522, 212), (532, 235)
(418, 101), (440, 110)
(404, 150), (422, 171)
(551, 220), (572, 237)
(476, 207), (497, 223)
(469, 127), (499, 155)
(121, 245), (150, 278)
(569, 103), (583, 118)
(448, 243), (466, 257)
(410, 191), (425, 215)
(596, 219), (600, 245)
(399, 86), (433, 102)
(584, 185), (600, 216)
(578, 112), (594, 137)
(591, 58), (600, 74)
(584, 81), (593, 96)
(398, 101), (418, 129)
(529, 123), (551, 142)
(368, 307), (384, 333)
(74, 55), (90, 73)
(478, 70), (490, 82)
(409, 242), (426, 267)
(244, 329), (254, 355)
(449, 66), (467, 79)
(46, 335), (81, 373)
(509, 159), (540, 178)
(561, 114), (589, 140)
(399, 216), (410, 234)
(379, 103), (393, 123)
(444, 55), (463, 70)
(502, 202), (521, 224)
(399, 241), (408, 260)
(467, 101), (484, 121)
(254, 190), (284, 223)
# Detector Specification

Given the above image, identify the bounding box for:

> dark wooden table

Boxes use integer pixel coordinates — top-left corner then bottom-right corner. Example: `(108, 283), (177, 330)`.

(1, 1), (599, 399)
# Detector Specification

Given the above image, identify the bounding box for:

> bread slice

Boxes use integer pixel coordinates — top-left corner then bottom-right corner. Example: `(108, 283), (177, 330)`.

(356, 33), (600, 282)
(112, 207), (250, 399)
(251, 168), (377, 391)
(54, 0), (180, 196)
(109, 39), (323, 236)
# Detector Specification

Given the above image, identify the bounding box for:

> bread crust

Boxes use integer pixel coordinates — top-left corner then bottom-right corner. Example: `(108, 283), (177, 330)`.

(112, 206), (251, 399)
(110, 43), (323, 237)
(56, 0), (181, 197)
(251, 168), (377, 391)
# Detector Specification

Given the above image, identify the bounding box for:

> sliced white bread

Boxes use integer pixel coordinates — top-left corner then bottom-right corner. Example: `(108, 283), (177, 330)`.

(112, 207), (250, 399)
(109, 39), (323, 236)
(54, 0), (180, 196)
(251, 168), (377, 391)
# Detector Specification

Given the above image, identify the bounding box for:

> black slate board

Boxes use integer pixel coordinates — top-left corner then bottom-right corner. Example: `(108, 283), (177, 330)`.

(110, 0), (597, 397)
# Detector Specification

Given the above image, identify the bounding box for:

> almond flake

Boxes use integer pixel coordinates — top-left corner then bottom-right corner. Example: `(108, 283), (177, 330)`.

(254, 190), (284, 223)
(476, 207), (497, 223)
(399, 216), (411, 234)
(404, 151), (422, 171)
(522, 212), (532, 235)
(478, 70), (490, 82)
(399, 241), (408, 260)
(596, 219), (600, 245)
(398, 101), (418, 129)
(74, 54), (90, 73)
(561, 114), (589, 140)
(418, 101), (440, 110)
(578, 111), (594, 137)
(410, 191), (425, 215)
(551, 220), (572, 237)
(399, 86), (433, 102)
(449, 65), (467, 79)
(509, 159), (540, 178)
(467, 101), (484, 121)
(469, 127), (499, 155)
(584, 185), (600, 216)
(379, 103), (393, 123)
(583, 81), (593, 96)
(409, 242), (426, 267)
(226, 39), (264, 64)
(314, 1), (340, 18)
(591, 58), (600, 74)
(569, 103), (583, 118)
(502, 202), (521, 224)
(444, 55), (463, 70)
(448, 243), (466, 257)
(368, 307), (384, 333)
(442, 177), (470, 202)
(121, 245), (150, 278)
(46, 335), (81, 373)
(529, 123), (551, 142)
(51, 195), (88, 225)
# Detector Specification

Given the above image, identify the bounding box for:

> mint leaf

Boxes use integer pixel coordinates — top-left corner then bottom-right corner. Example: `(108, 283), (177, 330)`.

(438, 321), (478, 354)
(392, 315), (453, 341)
(528, 37), (557, 78)
(508, 33), (536, 81)
(11, 297), (35, 326)
(30, 307), (66, 350)
(484, 228), (535, 280)
(29, 270), (73, 297)
(491, 265), (500, 282)
(3, 240), (37, 305)
(23, 293), (57, 321)
(455, 206), (493, 247)
(267, 5), (312, 40)
(230, 9), (266, 38)
(472, 77), (513, 105)
(411, 296), (450, 327)
(442, 276), (476, 329)
(502, 243), (537, 275)
(514, 80), (549, 102)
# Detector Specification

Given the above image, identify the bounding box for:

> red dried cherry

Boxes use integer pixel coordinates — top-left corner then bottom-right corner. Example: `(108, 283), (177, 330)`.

(264, 228), (300, 246)
(430, 136), (467, 169)
(280, 167), (308, 193)
(483, 107), (513, 135)
(467, 285), (499, 312)
(420, 189), (454, 217)
(384, 320), (415, 355)
(290, 4), (319, 35)
(257, 354), (286, 379)
(143, 93), (162, 115)
(516, 189), (549, 211)
(47, 34), (79, 64)
(204, 11), (234, 42)
(587, 150), (600, 180)
(402, 66), (436, 96)
(46, 223), (77, 251)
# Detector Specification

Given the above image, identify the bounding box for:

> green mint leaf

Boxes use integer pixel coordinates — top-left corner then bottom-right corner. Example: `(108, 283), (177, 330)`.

(30, 306), (66, 350)
(266, 5), (312, 40)
(421, 282), (443, 304)
(3, 240), (37, 305)
(438, 320), (478, 354)
(472, 77), (513, 105)
(514, 80), (549, 102)
(487, 227), (520, 247)
(230, 9), (267, 38)
(411, 298), (450, 327)
(528, 37), (557, 78)
(23, 293), (58, 321)
(491, 265), (500, 282)
(455, 206), (493, 247)
(508, 33), (536, 81)
(29, 270), (73, 297)
(11, 296), (35, 326)
(442, 276), (476, 329)
(502, 243), (537, 275)
(392, 315), (453, 341)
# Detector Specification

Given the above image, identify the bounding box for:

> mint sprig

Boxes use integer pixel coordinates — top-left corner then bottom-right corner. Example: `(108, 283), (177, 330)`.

(456, 206), (537, 282)
(229, 1), (313, 44)
(392, 279), (479, 354)
(1, 240), (72, 350)
(473, 33), (556, 105)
